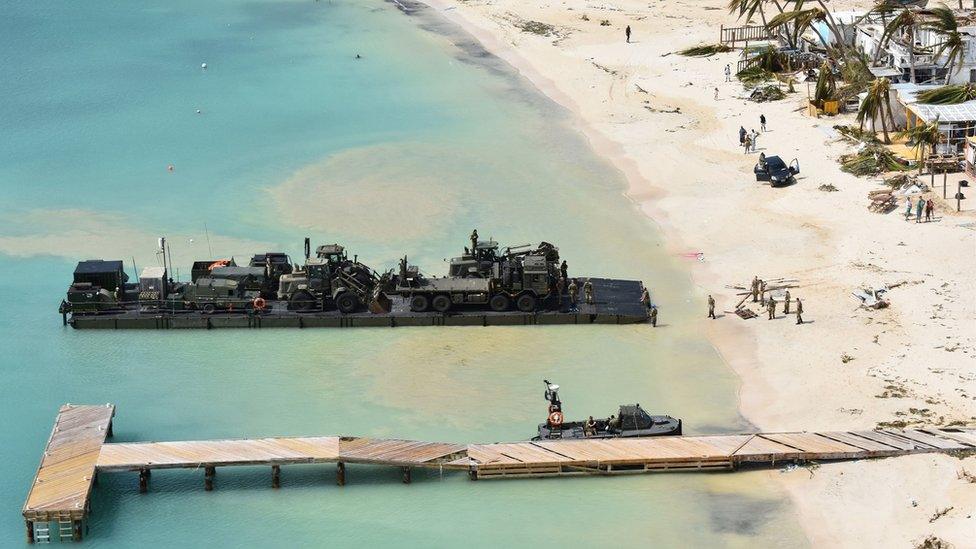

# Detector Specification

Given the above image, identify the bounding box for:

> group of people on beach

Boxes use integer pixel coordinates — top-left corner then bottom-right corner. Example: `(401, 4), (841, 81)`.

(905, 196), (936, 223)
(738, 117), (765, 153)
(706, 277), (804, 325)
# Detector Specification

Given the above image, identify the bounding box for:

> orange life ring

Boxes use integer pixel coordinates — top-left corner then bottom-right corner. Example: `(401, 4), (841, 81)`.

(548, 411), (564, 427)
(208, 259), (230, 271)
(252, 297), (267, 310)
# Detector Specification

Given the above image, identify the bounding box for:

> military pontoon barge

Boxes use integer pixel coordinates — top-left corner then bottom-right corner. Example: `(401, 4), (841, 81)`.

(64, 277), (648, 329)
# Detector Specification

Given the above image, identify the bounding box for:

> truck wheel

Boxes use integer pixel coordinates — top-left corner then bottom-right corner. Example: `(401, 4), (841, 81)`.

(431, 294), (452, 313)
(410, 294), (430, 312)
(202, 303), (216, 314)
(489, 294), (510, 312)
(516, 293), (537, 312)
(291, 290), (315, 312)
(336, 292), (359, 314)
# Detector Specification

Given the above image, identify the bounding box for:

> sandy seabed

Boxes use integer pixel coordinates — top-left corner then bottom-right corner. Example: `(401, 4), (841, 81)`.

(418, 0), (976, 546)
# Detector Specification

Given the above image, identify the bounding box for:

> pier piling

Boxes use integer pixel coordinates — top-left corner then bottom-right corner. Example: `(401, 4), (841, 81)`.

(25, 521), (33, 544)
(271, 465), (280, 489)
(72, 520), (82, 542)
(401, 467), (411, 484)
(138, 469), (150, 493)
(204, 467), (215, 491)
(336, 462), (346, 486)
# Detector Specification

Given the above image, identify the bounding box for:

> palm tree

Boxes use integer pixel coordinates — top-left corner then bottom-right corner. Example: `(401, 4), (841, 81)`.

(766, 8), (832, 50)
(878, 7), (926, 83)
(899, 116), (941, 173)
(814, 61), (837, 104)
(924, 5), (965, 84)
(858, 77), (897, 143)
(782, 0), (850, 55)
(728, 0), (795, 47)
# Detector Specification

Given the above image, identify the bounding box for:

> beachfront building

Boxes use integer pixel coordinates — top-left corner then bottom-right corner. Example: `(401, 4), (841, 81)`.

(855, 12), (976, 85)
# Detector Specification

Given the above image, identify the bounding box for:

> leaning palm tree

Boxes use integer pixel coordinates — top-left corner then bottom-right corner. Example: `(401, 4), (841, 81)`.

(924, 5), (966, 84)
(858, 77), (897, 144)
(728, 0), (795, 47)
(899, 117), (941, 173)
(814, 61), (837, 104)
(782, 0), (850, 55)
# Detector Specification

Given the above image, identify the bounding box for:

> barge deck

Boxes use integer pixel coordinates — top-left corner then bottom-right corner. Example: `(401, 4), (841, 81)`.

(66, 277), (649, 329)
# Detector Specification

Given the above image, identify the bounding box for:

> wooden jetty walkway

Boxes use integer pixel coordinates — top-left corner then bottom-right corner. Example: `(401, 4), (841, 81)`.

(23, 405), (976, 542)
(66, 277), (648, 330)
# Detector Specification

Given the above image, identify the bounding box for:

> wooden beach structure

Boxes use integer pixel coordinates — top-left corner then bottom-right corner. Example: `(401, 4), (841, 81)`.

(23, 405), (976, 542)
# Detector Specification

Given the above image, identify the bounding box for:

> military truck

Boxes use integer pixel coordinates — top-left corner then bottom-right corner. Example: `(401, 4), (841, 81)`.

(64, 260), (129, 312)
(389, 235), (560, 313)
(277, 241), (382, 314)
(175, 276), (258, 313)
(249, 252), (293, 297)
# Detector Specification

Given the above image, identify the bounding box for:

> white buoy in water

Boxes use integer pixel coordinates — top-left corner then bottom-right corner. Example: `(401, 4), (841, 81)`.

(196, 109), (202, 114)
(201, 62), (208, 69)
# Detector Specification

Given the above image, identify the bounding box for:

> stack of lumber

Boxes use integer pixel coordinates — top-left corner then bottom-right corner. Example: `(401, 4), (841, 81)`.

(868, 189), (897, 213)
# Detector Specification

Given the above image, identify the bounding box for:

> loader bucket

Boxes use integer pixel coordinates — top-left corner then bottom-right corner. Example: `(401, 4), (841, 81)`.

(368, 292), (392, 314)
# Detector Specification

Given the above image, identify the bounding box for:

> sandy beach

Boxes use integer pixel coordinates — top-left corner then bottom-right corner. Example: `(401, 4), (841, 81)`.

(420, 0), (976, 546)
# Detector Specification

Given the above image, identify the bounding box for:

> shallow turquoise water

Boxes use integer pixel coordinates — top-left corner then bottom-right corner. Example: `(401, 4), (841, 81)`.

(0, 1), (806, 547)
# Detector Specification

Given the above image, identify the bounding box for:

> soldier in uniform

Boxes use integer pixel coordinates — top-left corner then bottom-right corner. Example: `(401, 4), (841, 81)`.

(583, 279), (594, 305)
(640, 286), (650, 309)
(568, 279), (579, 310)
(783, 289), (791, 314)
(767, 297), (776, 320)
(649, 305), (658, 327)
(759, 279), (767, 306)
(114, 286), (123, 303)
(751, 276), (759, 302)
(795, 298), (804, 324)
(560, 260), (568, 281)
(555, 277), (565, 307)
(707, 295), (716, 319)
(470, 229), (479, 255)
(584, 416), (597, 437)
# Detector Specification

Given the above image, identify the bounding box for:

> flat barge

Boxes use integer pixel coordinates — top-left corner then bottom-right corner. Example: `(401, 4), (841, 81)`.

(66, 277), (649, 329)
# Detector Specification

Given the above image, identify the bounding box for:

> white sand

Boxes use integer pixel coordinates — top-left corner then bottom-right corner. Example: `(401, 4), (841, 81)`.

(422, 0), (976, 545)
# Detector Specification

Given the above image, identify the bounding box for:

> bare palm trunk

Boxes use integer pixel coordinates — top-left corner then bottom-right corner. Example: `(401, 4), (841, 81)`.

(880, 108), (891, 144)
(908, 27), (917, 84)
(945, 59), (955, 85)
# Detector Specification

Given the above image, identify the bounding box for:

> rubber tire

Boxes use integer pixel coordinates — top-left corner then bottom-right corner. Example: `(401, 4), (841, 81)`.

(410, 294), (430, 312)
(187, 302), (198, 311)
(431, 294), (452, 313)
(291, 290), (315, 312)
(516, 293), (537, 312)
(201, 303), (216, 314)
(489, 294), (510, 312)
(336, 292), (359, 314)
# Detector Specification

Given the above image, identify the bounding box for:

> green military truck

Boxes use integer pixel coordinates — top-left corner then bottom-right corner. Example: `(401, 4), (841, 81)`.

(277, 243), (384, 314)
(175, 277), (258, 313)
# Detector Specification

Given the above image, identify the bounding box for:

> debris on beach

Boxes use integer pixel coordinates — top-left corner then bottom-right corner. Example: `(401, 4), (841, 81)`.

(818, 183), (839, 192)
(677, 44), (732, 57)
(840, 144), (908, 176)
(749, 85), (785, 103)
(853, 287), (890, 309)
(928, 507), (953, 523)
(867, 189), (897, 212)
(914, 535), (952, 549)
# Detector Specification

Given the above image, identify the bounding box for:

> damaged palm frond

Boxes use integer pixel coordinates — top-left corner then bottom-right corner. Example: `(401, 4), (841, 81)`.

(840, 144), (909, 176)
(915, 84), (976, 105)
(857, 77), (897, 144)
(833, 124), (881, 144)
(737, 65), (774, 87)
(814, 61), (836, 103)
(678, 43), (733, 57)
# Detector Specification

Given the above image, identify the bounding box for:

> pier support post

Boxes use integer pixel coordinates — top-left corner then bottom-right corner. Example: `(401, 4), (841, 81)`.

(72, 520), (83, 541)
(205, 466), (216, 491)
(271, 465), (280, 489)
(401, 467), (411, 484)
(336, 462), (346, 486)
(106, 421), (113, 438)
(139, 468), (150, 493)
(25, 520), (34, 544)
(468, 468), (478, 481)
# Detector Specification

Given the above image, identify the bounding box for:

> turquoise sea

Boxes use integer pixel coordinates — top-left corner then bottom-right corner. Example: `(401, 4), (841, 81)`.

(0, 1), (806, 547)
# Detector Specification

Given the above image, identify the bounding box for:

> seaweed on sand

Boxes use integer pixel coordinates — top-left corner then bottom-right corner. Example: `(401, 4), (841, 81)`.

(677, 44), (733, 57)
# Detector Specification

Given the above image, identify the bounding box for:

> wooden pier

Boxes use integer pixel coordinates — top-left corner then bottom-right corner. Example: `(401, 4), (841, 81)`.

(22, 405), (976, 542)
(65, 277), (649, 330)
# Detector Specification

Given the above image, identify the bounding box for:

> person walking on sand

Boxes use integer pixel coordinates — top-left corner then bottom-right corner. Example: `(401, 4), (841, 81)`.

(751, 276), (759, 302)
(750, 129), (759, 152)
(925, 198), (934, 222)
(649, 305), (658, 327)
(767, 297), (776, 320)
(760, 113), (767, 131)
(743, 135), (752, 154)
(714, 87), (719, 101)
(625, 25), (631, 43)
(759, 279), (767, 306)
(915, 197), (924, 223)
(739, 126), (747, 144)
(707, 295), (716, 319)
(795, 298), (804, 324)
(724, 64), (731, 82)
(905, 197), (913, 221)
(783, 289), (791, 314)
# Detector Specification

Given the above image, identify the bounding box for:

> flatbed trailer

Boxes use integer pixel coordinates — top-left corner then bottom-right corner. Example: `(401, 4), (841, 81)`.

(64, 277), (649, 329)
